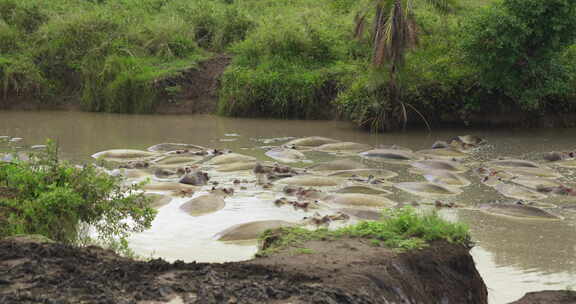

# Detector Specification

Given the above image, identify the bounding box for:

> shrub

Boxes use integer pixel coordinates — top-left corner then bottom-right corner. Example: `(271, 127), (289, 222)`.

(460, 0), (576, 110)
(0, 141), (156, 251)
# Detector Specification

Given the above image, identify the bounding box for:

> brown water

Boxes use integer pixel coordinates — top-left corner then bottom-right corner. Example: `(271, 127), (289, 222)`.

(1, 111), (575, 304)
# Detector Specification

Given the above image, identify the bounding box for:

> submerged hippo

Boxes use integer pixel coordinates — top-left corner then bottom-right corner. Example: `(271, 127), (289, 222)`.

(207, 153), (256, 165)
(487, 166), (562, 179)
(147, 143), (206, 153)
(215, 220), (297, 241)
(314, 142), (372, 153)
(91, 149), (158, 161)
(335, 185), (392, 195)
(493, 182), (548, 201)
(307, 159), (367, 172)
(265, 148), (306, 163)
(394, 182), (462, 197)
(180, 193), (226, 216)
(152, 155), (203, 167)
(486, 159), (541, 168)
(143, 181), (199, 193)
(360, 149), (420, 163)
(179, 170), (209, 186)
(327, 168), (398, 179)
(216, 161), (257, 172)
(478, 202), (560, 220)
(276, 175), (345, 187)
(411, 160), (467, 173)
(416, 148), (468, 160)
(322, 193), (396, 207)
(144, 193), (172, 209)
(339, 208), (382, 221)
(283, 136), (339, 149)
(421, 170), (471, 187)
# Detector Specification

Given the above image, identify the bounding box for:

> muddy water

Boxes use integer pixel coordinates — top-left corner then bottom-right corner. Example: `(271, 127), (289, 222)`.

(1, 111), (575, 304)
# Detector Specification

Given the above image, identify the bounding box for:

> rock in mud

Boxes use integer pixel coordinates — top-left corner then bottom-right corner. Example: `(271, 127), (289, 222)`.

(307, 159), (367, 172)
(508, 290), (576, 304)
(276, 175), (345, 187)
(394, 182), (462, 197)
(478, 202), (560, 220)
(265, 147), (306, 163)
(314, 142), (372, 153)
(283, 136), (339, 148)
(207, 153), (256, 165)
(144, 193), (172, 209)
(180, 193), (226, 216)
(215, 220), (296, 241)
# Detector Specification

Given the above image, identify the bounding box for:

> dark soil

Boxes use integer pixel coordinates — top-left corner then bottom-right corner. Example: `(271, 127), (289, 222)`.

(155, 54), (231, 114)
(0, 236), (487, 304)
(508, 290), (576, 304)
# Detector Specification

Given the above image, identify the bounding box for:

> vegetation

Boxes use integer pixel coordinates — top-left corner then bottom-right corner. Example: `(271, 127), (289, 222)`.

(1, 0), (576, 130)
(258, 207), (471, 256)
(0, 141), (156, 254)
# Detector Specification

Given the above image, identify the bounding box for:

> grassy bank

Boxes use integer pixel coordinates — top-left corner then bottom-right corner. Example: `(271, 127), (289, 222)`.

(1, 0), (575, 129)
(258, 207), (471, 256)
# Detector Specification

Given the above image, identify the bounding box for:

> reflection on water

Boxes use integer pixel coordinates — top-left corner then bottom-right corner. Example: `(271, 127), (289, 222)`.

(1, 111), (576, 304)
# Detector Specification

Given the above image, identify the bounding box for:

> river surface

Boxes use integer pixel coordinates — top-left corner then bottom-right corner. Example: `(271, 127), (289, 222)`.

(1, 111), (575, 304)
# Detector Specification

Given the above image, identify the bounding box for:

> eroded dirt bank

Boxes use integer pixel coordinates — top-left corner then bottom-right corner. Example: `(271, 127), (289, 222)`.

(0, 237), (487, 304)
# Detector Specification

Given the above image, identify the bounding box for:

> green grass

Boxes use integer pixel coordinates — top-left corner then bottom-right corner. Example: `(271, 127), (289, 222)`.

(258, 207), (472, 257)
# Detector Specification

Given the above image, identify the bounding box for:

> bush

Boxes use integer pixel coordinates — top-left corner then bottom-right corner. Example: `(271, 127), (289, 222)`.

(0, 141), (156, 251)
(460, 0), (576, 110)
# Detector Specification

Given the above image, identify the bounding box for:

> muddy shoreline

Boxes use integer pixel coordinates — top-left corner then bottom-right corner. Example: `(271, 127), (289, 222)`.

(0, 236), (488, 304)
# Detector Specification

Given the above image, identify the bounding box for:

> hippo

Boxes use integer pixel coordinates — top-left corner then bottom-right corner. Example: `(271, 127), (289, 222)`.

(283, 137), (339, 149)
(478, 202), (560, 220)
(411, 160), (467, 173)
(91, 149), (158, 161)
(147, 143), (206, 153)
(431, 141), (449, 149)
(207, 153), (256, 165)
(327, 168), (398, 179)
(487, 166), (562, 179)
(144, 193), (172, 209)
(307, 159), (367, 172)
(322, 193), (396, 207)
(265, 148), (306, 163)
(216, 161), (257, 172)
(179, 169), (209, 186)
(360, 149), (420, 163)
(420, 170), (471, 187)
(143, 181), (199, 193)
(416, 148), (468, 160)
(394, 182), (462, 197)
(492, 182), (548, 201)
(486, 159), (541, 168)
(339, 208), (382, 221)
(215, 220), (297, 241)
(180, 193), (226, 216)
(314, 142), (372, 153)
(335, 185), (392, 195)
(553, 159), (576, 169)
(276, 175), (345, 187)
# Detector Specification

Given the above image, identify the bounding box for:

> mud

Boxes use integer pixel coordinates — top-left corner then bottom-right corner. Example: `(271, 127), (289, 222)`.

(0, 237), (487, 304)
(508, 290), (576, 304)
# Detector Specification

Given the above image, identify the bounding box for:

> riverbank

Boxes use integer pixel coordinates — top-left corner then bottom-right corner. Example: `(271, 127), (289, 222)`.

(2, 0), (575, 131)
(0, 235), (488, 303)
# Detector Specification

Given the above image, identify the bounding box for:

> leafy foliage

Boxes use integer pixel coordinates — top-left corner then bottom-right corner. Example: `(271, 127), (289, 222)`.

(258, 207), (471, 256)
(0, 141), (156, 252)
(460, 0), (576, 109)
